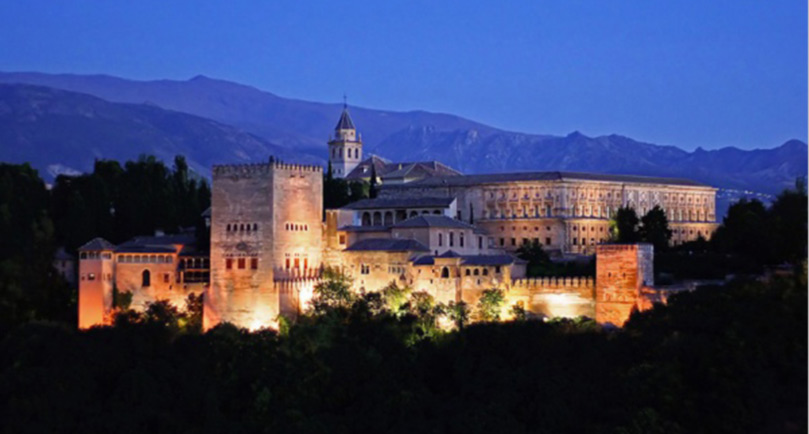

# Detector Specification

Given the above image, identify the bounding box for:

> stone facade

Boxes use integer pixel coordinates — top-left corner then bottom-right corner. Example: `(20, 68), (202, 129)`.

(379, 174), (718, 255)
(205, 161), (323, 330)
(78, 109), (712, 330)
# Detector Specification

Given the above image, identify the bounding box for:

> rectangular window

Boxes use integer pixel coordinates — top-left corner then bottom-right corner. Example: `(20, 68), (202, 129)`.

(251, 258), (258, 270)
(238, 258), (246, 269)
(339, 234), (346, 245)
(294, 258), (300, 269)
(439, 233), (443, 246)
(573, 238), (578, 245)
(545, 237), (551, 246)
(226, 258), (233, 270)
(304, 258), (308, 269)
(478, 236), (483, 249)
(460, 234), (464, 248)
(163, 273), (169, 283)
(450, 232), (454, 247)
(511, 238), (516, 246)
(495, 266), (501, 274)
(499, 238), (505, 246)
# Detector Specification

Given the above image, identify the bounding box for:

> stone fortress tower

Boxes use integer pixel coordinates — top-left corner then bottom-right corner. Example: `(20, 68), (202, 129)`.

(205, 160), (323, 331)
(328, 103), (362, 178)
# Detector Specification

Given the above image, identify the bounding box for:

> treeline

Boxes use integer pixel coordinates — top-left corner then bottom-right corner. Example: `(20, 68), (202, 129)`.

(0, 269), (805, 433)
(0, 156), (210, 333)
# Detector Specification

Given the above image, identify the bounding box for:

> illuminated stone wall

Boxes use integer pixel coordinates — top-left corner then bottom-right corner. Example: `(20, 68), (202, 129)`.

(508, 276), (596, 319)
(381, 178), (718, 253)
(206, 162), (323, 331)
(77, 253), (115, 328)
(594, 244), (654, 326)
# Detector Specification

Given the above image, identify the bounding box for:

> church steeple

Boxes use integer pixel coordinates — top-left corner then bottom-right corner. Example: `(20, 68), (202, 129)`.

(328, 99), (363, 178)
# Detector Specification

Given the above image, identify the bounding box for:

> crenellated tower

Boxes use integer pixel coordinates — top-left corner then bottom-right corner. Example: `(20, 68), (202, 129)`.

(328, 103), (362, 178)
(205, 160), (323, 331)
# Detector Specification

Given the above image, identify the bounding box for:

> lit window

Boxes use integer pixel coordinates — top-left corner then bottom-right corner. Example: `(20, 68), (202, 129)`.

(226, 259), (233, 270)
(238, 258), (246, 269)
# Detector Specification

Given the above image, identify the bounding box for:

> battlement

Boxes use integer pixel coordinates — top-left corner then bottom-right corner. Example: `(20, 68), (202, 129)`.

(274, 277), (323, 294)
(212, 159), (323, 178)
(511, 276), (594, 290)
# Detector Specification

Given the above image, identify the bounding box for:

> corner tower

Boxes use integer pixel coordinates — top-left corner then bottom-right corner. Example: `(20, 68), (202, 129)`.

(328, 104), (362, 178)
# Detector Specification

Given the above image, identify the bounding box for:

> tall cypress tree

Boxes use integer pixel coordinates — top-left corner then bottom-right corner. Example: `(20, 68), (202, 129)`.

(369, 164), (378, 199)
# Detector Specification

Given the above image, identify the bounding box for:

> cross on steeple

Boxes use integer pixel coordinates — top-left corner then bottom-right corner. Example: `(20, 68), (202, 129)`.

(343, 93), (347, 109)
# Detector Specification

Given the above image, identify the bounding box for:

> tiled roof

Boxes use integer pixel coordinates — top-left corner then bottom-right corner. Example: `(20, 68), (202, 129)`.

(114, 233), (196, 254)
(382, 171), (709, 188)
(343, 197), (455, 210)
(412, 254), (521, 266)
(78, 237), (116, 251)
(344, 238), (430, 252)
(346, 157), (461, 181)
(392, 215), (476, 230)
(335, 108), (355, 130)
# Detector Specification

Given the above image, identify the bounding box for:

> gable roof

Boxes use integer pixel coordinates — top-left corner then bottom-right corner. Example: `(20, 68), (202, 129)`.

(392, 215), (475, 230)
(344, 238), (430, 252)
(78, 237), (116, 251)
(343, 196), (455, 210)
(346, 157), (461, 182)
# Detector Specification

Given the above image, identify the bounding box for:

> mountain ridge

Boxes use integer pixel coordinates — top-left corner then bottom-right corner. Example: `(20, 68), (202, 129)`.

(0, 71), (805, 199)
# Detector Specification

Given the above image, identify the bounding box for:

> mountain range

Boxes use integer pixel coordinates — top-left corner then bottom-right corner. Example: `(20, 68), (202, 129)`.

(0, 71), (805, 205)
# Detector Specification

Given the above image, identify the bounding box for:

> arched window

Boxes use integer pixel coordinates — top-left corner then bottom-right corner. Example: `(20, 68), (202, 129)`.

(409, 211), (418, 218)
(441, 267), (450, 278)
(362, 212), (371, 226)
(438, 233), (443, 246)
(142, 270), (151, 287)
(384, 212), (393, 226)
(373, 212), (382, 226)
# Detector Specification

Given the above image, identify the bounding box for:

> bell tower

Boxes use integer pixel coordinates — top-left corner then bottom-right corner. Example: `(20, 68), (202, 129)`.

(328, 101), (362, 178)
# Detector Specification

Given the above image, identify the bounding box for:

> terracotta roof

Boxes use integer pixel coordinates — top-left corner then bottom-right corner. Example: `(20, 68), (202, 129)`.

(344, 238), (430, 252)
(78, 237), (116, 251)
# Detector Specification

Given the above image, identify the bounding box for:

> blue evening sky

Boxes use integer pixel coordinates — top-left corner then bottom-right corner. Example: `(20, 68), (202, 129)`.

(0, 0), (806, 150)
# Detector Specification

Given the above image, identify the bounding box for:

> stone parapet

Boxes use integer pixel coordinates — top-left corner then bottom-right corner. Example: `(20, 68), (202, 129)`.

(212, 161), (323, 178)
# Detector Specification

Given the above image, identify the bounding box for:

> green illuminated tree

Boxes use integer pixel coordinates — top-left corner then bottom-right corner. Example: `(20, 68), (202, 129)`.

(476, 288), (505, 322)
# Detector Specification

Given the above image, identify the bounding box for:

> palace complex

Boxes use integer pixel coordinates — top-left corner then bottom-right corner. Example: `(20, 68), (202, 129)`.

(78, 106), (718, 331)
